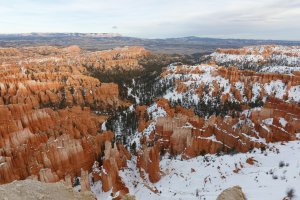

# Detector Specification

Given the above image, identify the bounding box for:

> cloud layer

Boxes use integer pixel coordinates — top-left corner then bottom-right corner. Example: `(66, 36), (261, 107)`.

(1, 0), (299, 40)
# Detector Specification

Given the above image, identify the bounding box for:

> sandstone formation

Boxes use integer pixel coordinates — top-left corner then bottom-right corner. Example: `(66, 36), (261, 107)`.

(0, 45), (145, 198)
(81, 46), (149, 72)
(216, 186), (246, 200)
(136, 63), (300, 183)
(2, 43), (300, 199)
(0, 45), (149, 72)
(99, 142), (131, 197)
(0, 179), (96, 200)
(137, 144), (160, 183)
(153, 97), (298, 157)
(0, 105), (108, 184)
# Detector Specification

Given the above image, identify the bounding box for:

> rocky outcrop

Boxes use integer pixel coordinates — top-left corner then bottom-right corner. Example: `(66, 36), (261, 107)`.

(130, 59), (300, 184)
(99, 142), (130, 198)
(0, 105), (108, 184)
(157, 97), (298, 154)
(0, 45), (138, 199)
(217, 186), (246, 200)
(0, 59), (128, 111)
(137, 144), (160, 183)
(81, 46), (149, 72)
(0, 179), (96, 200)
(135, 95), (300, 183)
(0, 45), (149, 72)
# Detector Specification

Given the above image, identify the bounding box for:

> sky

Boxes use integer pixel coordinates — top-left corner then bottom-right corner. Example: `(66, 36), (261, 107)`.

(0, 0), (300, 40)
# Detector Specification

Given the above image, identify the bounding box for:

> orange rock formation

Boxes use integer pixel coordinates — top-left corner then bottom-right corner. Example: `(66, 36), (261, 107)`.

(0, 45), (145, 198)
(136, 97), (300, 183)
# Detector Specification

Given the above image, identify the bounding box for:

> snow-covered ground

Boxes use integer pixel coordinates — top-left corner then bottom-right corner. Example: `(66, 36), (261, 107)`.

(126, 79), (141, 104)
(259, 66), (300, 74)
(129, 103), (167, 149)
(161, 64), (300, 105)
(119, 137), (300, 200)
(90, 57), (300, 200)
(209, 45), (300, 72)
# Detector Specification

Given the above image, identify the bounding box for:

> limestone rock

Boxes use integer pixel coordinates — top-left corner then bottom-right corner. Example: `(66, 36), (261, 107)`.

(217, 186), (246, 200)
(0, 179), (96, 200)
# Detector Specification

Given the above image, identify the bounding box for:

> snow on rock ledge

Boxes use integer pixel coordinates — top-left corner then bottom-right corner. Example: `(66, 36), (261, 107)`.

(208, 45), (300, 73)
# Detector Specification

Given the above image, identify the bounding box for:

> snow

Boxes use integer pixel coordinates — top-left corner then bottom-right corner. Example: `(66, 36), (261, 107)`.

(288, 86), (300, 102)
(162, 64), (233, 105)
(259, 66), (300, 74)
(146, 103), (167, 121)
(164, 90), (183, 102)
(210, 45), (300, 71)
(161, 64), (300, 105)
(262, 118), (273, 125)
(211, 52), (264, 64)
(263, 80), (286, 99)
(91, 181), (113, 200)
(271, 54), (300, 66)
(90, 60), (300, 200)
(251, 82), (262, 101)
(279, 118), (288, 128)
(119, 139), (300, 200)
(127, 79), (141, 104)
(101, 121), (107, 131)
(197, 135), (223, 144)
(128, 103), (167, 149)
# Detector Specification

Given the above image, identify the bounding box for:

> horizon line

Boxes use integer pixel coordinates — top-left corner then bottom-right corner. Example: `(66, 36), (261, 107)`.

(0, 32), (299, 42)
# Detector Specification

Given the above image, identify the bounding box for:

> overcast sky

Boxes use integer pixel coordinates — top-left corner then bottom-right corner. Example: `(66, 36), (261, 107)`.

(1, 0), (300, 40)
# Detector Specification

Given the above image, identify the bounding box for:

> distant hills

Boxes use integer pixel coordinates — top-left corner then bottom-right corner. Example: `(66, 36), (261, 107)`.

(0, 32), (122, 38)
(1, 33), (300, 54)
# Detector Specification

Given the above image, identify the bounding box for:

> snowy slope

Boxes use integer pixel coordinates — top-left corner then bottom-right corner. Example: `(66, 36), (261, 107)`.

(161, 64), (300, 107)
(90, 97), (300, 199)
(259, 66), (300, 74)
(120, 137), (300, 200)
(129, 103), (167, 149)
(209, 45), (300, 72)
(89, 58), (300, 200)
